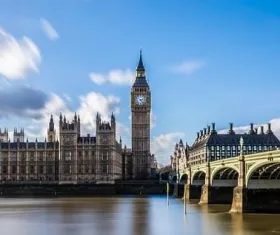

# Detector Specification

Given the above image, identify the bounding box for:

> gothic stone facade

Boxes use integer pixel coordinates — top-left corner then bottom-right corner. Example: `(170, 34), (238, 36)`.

(170, 139), (189, 182)
(0, 113), (123, 184)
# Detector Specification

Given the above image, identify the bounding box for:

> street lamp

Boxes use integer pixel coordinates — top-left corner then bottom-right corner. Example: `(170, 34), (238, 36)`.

(239, 136), (244, 160)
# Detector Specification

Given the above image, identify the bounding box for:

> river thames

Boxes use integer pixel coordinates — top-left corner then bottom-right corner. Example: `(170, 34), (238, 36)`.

(0, 196), (279, 235)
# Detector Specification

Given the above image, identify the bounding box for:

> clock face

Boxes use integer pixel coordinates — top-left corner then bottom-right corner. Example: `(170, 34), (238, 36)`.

(135, 95), (146, 105)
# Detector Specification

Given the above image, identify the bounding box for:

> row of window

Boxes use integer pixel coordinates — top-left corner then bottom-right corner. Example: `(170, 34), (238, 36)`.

(1, 177), (56, 181)
(190, 150), (274, 161)
(190, 146), (278, 159)
(0, 153), (57, 161)
(209, 145), (278, 151)
(1, 165), (55, 174)
(189, 159), (206, 166)
(0, 156), (58, 162)
(210, 152), (236, 157)
(209, 146), (277, 154)
(0, 165), (111, 175)
(134, 87), (147, 92)
(63, 165), (109, 174)
(64, 151), (110, 161)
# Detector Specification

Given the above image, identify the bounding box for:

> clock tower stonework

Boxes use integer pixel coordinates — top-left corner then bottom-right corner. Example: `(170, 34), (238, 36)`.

(131, 51), (151, 179)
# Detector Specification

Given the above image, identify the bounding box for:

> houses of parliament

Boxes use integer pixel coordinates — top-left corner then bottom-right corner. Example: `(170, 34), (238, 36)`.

(0, 52), (155, 184)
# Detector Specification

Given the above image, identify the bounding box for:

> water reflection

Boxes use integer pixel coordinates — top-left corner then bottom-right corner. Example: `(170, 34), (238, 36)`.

(0, 196), (280, 235)
(132, 198), (149, 235)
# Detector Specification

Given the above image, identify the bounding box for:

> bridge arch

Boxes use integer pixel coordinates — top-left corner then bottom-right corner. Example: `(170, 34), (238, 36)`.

(160, 172), (169, 181)
(246, 160), (280, 189)
(211, 166), (239, 187)
(170, 175), (177, 183)
(191, 170), (206, 185)
(179, 174), (188, 184)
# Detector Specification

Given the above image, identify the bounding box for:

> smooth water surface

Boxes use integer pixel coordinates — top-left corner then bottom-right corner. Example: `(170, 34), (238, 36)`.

(0, 196), (280, 235)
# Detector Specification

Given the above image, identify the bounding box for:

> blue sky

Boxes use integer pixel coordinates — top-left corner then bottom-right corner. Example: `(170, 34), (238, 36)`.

(1, 0), (280, 164)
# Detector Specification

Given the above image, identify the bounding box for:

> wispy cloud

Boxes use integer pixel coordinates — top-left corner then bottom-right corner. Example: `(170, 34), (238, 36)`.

(40, 18), (59, 41)
(89, 69), (134, 86)
(0, 27), (41, 79)
(218, 119), (280, 138)
(3, 90), (125, 141)
(151, 132), (185, 164)
(171, 60), (206, 75)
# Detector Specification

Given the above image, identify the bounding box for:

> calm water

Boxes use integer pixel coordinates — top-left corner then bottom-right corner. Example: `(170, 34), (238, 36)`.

(0, 196), (279, 235)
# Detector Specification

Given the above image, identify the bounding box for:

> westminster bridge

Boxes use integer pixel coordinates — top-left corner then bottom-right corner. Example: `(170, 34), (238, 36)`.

(159, 146), (280, 213)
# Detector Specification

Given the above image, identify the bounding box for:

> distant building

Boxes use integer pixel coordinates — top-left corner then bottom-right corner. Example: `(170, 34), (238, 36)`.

(170, 139), (189, 171)
(150, 154), (158, 178)
(0, 113), (123, 184)
(188, 122), (280, 166)
(170, 139), (189, 182)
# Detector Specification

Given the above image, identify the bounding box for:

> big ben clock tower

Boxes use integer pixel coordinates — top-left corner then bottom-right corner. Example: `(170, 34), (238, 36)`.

(131, 51), (151, 179)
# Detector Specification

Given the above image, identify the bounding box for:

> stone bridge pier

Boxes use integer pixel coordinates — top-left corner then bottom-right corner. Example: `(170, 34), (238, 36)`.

(183, 169), (203, 201)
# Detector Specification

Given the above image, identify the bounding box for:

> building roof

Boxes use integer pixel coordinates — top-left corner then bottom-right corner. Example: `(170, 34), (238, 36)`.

(133, 50), (149, 87)
(132, 77), (149, 87)
(136, 50), (145, 71)
(190, 123), (280, 150)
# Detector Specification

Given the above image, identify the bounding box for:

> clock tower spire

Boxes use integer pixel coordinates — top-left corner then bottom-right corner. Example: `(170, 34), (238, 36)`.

(137, 50), (145, 72)
(133, 50), (149, 87)
(131, 50), (151, 179)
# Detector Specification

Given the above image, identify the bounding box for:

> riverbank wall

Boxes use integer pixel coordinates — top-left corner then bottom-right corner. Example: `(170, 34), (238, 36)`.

(0, 181), (167, 196)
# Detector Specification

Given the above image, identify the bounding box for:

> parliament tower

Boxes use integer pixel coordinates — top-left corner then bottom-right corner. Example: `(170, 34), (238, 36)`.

(131, 51), (151, 179)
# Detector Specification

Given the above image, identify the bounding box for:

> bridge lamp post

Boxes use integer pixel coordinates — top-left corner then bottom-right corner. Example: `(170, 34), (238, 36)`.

(238, 136), (245, 187)
(206, 146), (210, 162)
(239, 136), (244, 160)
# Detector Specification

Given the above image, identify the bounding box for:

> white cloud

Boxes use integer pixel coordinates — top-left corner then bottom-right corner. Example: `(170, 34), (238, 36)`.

(20, 91), (123, 141)
(151, 110), (156, 129)
(0, 27), (41, 79)
(28, 93), (72, 139)
(171, 60), (205, 75)
(89, 73), (106, 85)
(62, 93), (72, 102)
(77, 92), (121, 133)
(107, 69), (134, 85)
(40, 18), (59, 41)
(116, 121), (130, 142)
(89, 69), (134, 86)
(218, 119), (280, 138)
(219, 124), (252, 135)
(151, 132), (185, 165)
